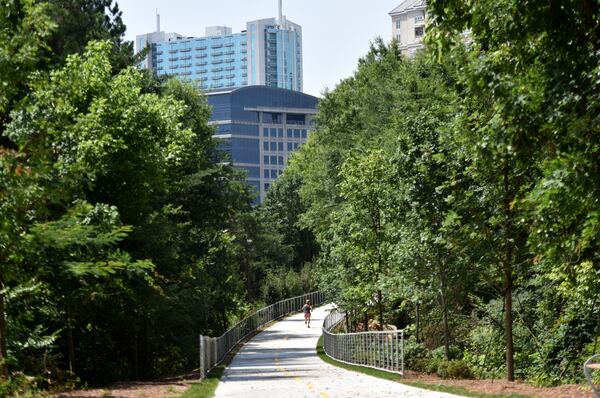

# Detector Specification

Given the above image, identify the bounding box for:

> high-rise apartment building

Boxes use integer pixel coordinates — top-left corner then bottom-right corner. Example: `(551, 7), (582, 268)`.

(208, 86), (317, 203)
(135, 3), (311, 203)
(135, 5), (303, 92)
(389, 0), (427, 56)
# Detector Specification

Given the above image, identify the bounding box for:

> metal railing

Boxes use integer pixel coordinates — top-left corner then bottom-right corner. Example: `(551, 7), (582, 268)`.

(199, 291), (325, 378)
(322, 308), (404, 375)
(584, 354), (600, 397)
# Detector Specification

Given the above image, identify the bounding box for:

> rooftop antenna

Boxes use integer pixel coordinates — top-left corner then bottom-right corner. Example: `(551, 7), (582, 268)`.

(156, 9), (160, 32)
(278, 0), (283, 27)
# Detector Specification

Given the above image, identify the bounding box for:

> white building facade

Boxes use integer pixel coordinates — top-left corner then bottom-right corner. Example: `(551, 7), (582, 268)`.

(389, 0), (427, 56)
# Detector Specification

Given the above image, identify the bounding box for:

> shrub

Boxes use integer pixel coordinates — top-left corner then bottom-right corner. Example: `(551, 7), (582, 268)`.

(0, 374), (48, 398)
(426, 358), (443, 374)
(430, 345), (462, 360)
(403, 336), (430, 370)
(437, 360), (473, 379)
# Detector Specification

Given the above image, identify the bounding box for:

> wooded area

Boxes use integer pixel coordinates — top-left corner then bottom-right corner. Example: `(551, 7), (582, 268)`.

(0, 0), (598, 396)
(282, 0), (599, 386)
(0, 1), (315, 395)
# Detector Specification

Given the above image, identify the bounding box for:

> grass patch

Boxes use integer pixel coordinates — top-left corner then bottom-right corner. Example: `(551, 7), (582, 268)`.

(316, 336), (530, 398)
(177, 365), (225, 398)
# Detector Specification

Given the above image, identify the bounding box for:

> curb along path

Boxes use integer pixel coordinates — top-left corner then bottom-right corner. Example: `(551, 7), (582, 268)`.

(214, 305), (462, 398)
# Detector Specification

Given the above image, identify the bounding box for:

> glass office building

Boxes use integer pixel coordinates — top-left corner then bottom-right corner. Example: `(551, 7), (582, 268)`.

(207, 86), (318, 202)
(136, 17), (303, 92)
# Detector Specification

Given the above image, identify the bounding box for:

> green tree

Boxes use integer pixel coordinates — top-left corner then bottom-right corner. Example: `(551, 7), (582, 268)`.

(336, 150), (397, 329)
(0, 0), (56, 136)
(262, 172), (318, 270)
(427, 0), (600, 381)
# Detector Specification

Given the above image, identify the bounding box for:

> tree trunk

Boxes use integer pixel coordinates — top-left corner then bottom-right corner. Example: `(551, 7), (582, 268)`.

(504, 262), (514, 381)
(377, 289), (384, 331)
(439, 265), (451, 360)
(503, 160), (515, 382)
(242, 241), (253, 300)
(0, 279), (9, 379)
(133, 324), (139, 379)
(142, 316), (150, 380)
(415, 302), (420, 343)
(67, 311), (75, 374)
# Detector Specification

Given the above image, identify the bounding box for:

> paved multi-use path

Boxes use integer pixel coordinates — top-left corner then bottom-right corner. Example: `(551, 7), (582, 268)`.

(214, 304), (462, 398)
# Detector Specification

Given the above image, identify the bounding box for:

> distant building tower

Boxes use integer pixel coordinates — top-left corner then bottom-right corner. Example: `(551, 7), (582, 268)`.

(389, 0), (427, 56)
(207, 86), (317, 203)
(135, 13), (183, 70)
(135, 5), (303, 92)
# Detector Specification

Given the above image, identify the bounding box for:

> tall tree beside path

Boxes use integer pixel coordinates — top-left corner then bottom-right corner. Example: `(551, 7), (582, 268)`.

(427, 0), (600, 382)
(0, 40), (250, 383)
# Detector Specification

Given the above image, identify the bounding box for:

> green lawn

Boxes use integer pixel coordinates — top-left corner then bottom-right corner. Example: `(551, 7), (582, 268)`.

(177, 365), (226, 398)
(315, 336), (531, 398)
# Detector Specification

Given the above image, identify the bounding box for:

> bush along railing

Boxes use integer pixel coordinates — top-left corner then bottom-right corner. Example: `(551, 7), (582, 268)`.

(322, 308), (404, 375)
(199, 291), (325, 378)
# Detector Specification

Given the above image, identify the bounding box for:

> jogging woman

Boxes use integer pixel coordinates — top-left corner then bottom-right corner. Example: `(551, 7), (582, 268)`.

(302, 300), (312, 328)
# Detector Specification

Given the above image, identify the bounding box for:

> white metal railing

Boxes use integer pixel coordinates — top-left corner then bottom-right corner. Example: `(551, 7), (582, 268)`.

(322, 308), (404, 375)
(199, 291), (325, 378)
(584, 354), (600, 397)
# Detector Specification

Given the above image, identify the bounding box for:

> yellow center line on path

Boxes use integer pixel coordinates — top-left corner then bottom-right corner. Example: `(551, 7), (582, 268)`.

(307, 383), (314, 391)
(319, 392), (331, 398)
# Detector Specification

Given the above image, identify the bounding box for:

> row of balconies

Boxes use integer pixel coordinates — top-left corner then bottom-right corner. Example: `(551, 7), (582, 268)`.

(158, 65), (247, 74)
(197, 81), (245, 89)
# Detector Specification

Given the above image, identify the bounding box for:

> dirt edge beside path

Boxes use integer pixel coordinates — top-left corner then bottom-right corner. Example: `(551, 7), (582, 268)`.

(403, 371), (594, 398)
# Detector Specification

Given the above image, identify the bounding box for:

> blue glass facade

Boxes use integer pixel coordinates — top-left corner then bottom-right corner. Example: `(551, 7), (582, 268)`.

(155, 33), (248, 91)
(208, 86), (318, 202)
(264, 28), (302, 90)
(138, 17), (303, 93)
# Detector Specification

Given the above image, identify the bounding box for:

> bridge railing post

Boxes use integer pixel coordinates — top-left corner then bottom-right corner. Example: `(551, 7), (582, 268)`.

(199, 335), (205, 380)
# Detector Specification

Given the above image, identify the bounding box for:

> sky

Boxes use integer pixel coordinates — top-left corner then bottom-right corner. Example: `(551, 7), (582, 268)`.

(116, 0), (402, 97)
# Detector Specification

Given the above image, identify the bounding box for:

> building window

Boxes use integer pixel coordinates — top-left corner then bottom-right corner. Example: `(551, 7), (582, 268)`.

(278, 128), (284, 137)
(264, 112), (282, 124)
(264, 183), (270, 191)
(287, 129), (293, 138)
(301, 129), (307, 138)
(278, 142), (283, 151)
(264, 169), (269, 178)
(396, 33), (401, 42)
(270, 142), (277, 151)
(264, 155), (269, 165)
(287, 143), (293, 151)
(395, 19), (401, 29)
(270, 156), (277, 164)
(294, 129), (300, 138)
(263, 142), (268, 150)
(263, 128), (269, 137)
(415, 26), (424, 37)
(415, 13), (425, 23)
(270, 170), (278, 178)
(270, 128), (277, 137)
(278, 156), (284, 165)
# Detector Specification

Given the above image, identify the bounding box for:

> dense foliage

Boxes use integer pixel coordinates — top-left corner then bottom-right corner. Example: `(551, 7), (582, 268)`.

(0, 0), (314, 392)
(1, 0), (597, 392)
(280, 0), (599, 386)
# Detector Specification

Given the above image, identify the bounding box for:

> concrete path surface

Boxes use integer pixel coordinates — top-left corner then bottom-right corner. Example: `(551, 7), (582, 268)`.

(214, 305), (462, 398)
